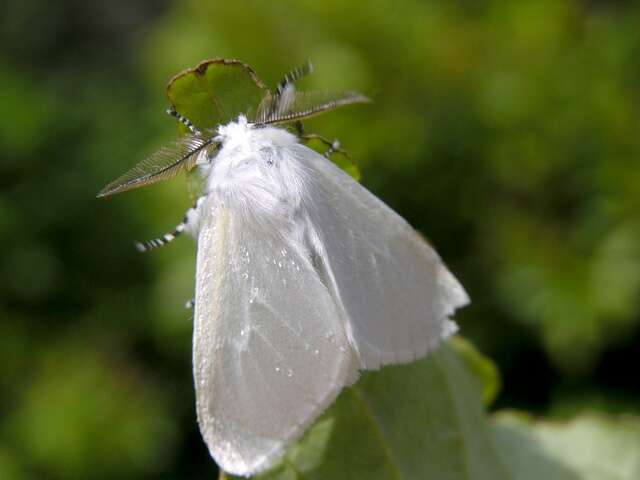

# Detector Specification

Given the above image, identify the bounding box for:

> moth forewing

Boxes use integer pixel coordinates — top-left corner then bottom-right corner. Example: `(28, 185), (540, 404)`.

(193, 194), (359, 476)
(291, 144), (469, 370)
(97, 134), (217, 198)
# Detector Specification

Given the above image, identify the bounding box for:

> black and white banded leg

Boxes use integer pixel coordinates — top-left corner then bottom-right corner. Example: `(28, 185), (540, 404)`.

(166, 107), (201, 135)
(275, 61), (313, 97)
(258, 62), (315, 121)
(322, 139), (341, 158)
(134, 225), (185, 252)
(134, 196), (207, 252)
(300, 133), (347, 159)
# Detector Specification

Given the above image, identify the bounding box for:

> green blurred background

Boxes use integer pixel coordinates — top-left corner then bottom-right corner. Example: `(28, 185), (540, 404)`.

(1, 0), (639, 478)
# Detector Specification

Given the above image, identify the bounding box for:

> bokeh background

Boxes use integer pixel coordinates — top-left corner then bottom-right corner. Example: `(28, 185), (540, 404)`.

(1, 0), (639, 478)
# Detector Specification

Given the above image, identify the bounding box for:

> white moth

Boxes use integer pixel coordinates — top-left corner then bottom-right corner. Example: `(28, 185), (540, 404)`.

(99, 59), (469, 477)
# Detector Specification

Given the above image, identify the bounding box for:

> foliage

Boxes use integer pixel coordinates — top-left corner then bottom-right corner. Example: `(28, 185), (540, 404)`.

(0, 0), (639, 478)
(219, 338), (640, 480)
(493, 411), (640, 480)
(222, 338), (509, 480)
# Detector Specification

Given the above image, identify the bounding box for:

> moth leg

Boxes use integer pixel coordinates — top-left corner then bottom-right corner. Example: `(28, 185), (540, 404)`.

(166, 107), (201, 135)
(134, 223), (186, 252)
(300, 133), (349, 159)
(322, 139), (341, 159)
(294, 121), (305, 137)
(275, 61), (313, 97)
(258, 62), (314, 121)
(134, 195), (207, 252)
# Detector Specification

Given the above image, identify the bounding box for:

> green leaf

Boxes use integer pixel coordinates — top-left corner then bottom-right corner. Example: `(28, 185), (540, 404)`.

(165, 58), (268, 131)
(219, 336), (640, 480)
(493, 411), (640, 480)
(451, 336), (501, 407)
(222, 337), (511, 480)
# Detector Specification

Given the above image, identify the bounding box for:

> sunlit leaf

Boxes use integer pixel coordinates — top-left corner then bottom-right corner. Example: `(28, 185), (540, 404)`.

(165, 58), (269, 131)
(218, 337), (640, 479)
(493, 411), (640, 480)
(451, 336), (501, 407)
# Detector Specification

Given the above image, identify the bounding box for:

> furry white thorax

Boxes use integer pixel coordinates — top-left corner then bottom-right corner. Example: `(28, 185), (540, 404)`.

(192, 115), (310, 232)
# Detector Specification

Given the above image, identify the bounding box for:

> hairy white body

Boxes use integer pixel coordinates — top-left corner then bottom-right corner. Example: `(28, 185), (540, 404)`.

(188, 116), (469, 476)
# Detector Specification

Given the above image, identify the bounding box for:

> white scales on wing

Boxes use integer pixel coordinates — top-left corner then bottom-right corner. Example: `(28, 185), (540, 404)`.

(98, 59), (469, 477)
(193, 203), (359, 474)
(191, 118), (467, 474)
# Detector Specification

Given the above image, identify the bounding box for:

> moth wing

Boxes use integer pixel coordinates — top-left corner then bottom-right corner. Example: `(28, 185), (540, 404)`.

(193, 201), (357, 476)
(294, 145), (470, 370)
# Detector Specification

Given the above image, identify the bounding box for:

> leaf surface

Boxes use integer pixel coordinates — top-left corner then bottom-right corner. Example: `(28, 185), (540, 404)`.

(222, 338), (510, 480)
(493, 411), (640, 480)
(166, 58), (268, 132)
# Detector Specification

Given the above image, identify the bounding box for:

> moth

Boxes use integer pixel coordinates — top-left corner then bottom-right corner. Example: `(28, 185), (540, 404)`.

(98, 59), (469, 476)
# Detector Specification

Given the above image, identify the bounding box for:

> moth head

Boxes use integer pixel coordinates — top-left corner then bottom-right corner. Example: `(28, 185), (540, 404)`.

(97, 59), (369, 198)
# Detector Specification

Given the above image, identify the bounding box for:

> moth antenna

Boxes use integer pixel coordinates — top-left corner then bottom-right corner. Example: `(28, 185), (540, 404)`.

(256, 91), (371, 125)
(167, 107), (201, 135)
